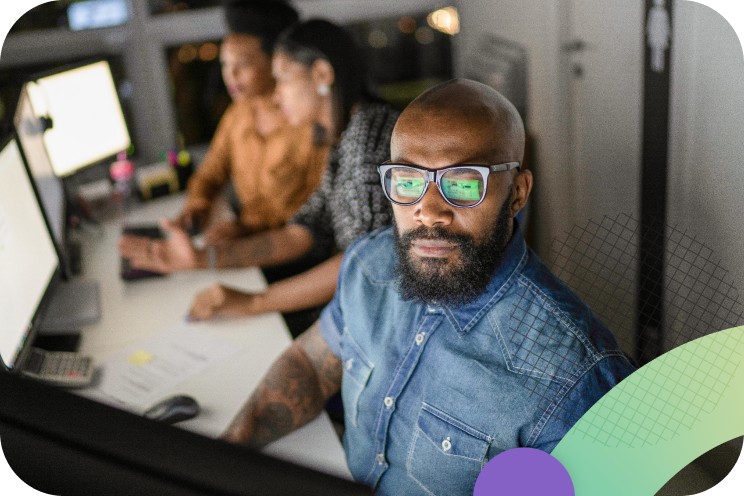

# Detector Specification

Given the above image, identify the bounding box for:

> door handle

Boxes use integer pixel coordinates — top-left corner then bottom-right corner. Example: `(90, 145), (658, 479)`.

(562, 39), (588, 53)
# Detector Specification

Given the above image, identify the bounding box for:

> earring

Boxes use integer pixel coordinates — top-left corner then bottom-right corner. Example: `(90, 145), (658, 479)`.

(317, 84), (330, 96)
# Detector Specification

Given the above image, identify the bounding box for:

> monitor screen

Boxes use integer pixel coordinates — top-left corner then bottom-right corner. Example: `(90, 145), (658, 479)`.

(26, 59), (131, 177)
(14, 84), (66, 251)
(0, 136), (59, 369)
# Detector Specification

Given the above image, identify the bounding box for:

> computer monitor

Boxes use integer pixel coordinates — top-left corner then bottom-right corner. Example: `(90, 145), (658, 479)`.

(25, 58), (131, 177)
(14, 84), (67, 267)
(0, 371), (371, 496)
(14, 86), (102, 335)
(0, 134), (60, 370)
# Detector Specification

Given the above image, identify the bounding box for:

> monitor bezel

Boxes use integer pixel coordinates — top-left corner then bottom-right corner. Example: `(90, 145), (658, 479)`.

(0, 370), (371, 495)
(24, 56), (132, 178)
(0, 133), (63, 371)
(12, 84), (72, 280)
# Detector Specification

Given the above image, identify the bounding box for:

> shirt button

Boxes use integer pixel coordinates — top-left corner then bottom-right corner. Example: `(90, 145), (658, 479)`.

(441, 437), (452, 452)
(345, 358), (354, 370)
(383, 396), (394, 408)
(426, 305), (437, 313)
(376, 453), (386, 465)
(415, 332), (425, 346)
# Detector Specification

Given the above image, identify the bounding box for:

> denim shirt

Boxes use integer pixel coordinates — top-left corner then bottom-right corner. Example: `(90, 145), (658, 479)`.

(320, 223), (635, 496)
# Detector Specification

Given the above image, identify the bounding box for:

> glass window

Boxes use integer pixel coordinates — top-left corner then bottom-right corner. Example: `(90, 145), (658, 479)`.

(149, 0), (222, 15)
(67, 0), (130, 31)
(164, 11), (456, 147)
(346, 11), (454, 111)
(10, 0), (129, 33)
(166, 40), (229, 147)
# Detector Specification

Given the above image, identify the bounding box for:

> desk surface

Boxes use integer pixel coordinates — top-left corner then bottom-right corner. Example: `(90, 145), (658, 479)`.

(75, 194), (350, 479)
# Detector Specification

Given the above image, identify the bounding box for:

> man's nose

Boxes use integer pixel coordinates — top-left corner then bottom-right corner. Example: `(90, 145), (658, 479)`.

(413, 184), (453, 227)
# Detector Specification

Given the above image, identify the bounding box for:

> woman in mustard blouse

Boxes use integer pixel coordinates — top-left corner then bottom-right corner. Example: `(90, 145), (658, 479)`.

(173, 0), (328, 245)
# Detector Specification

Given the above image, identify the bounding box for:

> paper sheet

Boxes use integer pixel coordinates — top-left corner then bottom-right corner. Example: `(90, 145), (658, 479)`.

(82, 326), (241, 412)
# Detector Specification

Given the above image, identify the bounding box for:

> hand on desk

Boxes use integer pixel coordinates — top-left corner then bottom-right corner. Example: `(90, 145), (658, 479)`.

(118, 219), (200, 273)
(188, 284), (262, 321)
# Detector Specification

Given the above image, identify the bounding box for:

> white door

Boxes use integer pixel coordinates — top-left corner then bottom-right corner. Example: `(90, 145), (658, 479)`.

(558, 0), (645, 352)
(563, 0), (645, 219)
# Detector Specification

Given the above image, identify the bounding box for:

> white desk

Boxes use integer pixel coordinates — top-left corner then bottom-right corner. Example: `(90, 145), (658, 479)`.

(74, 194), (351, 480)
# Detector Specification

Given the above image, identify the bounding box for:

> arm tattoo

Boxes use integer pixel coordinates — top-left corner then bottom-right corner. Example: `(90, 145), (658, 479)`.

(226, 344), (326, 449)
(264, 353), (323, 421)
(248, 402), (293, 448)
(297, 324), (342, 400)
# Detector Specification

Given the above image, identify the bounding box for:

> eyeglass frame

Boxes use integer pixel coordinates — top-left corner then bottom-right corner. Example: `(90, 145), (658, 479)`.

(377, 161), (521, 208)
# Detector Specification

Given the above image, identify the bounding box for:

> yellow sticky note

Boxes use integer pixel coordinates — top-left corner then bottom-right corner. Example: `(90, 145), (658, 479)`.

(128, 350), (154, 365)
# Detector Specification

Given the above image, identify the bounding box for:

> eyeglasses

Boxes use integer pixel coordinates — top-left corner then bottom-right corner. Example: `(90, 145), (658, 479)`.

(377, 162), (520, 208)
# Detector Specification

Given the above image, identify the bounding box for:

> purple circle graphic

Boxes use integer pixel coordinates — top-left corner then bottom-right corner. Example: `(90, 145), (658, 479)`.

(473, 447), (574, 496)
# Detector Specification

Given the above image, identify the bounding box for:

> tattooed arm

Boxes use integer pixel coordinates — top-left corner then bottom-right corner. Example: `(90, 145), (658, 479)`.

(214, 223), (315, 269)
(221, 320), (342, 448)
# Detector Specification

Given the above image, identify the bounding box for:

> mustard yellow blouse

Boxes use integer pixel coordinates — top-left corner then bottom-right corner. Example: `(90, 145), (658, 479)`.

(185, 98), (329, 233)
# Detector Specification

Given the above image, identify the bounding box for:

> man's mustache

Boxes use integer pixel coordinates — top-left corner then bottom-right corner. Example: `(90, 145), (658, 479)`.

(398, 226), (473, 249)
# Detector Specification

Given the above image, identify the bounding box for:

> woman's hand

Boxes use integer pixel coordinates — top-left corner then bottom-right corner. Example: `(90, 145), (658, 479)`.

(188, 284), (265, 321)
(118, 219), (200, 273)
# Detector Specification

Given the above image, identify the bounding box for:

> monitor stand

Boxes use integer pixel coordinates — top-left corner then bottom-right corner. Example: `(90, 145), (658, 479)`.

(38, 279), (101, 335)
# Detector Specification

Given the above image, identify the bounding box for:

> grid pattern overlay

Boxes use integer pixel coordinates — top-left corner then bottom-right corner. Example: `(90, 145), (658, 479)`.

(509, 213), (744, 445)
(571, 326), (742, 448)
(549, 213), (640, 355)
(547, 213), (744, 359)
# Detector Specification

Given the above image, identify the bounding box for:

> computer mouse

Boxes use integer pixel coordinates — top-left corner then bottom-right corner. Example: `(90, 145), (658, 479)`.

(143, 394), (200, 424)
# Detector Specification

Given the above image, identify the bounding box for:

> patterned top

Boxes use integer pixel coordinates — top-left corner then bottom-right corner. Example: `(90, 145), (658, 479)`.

(291, 103), (399, 256)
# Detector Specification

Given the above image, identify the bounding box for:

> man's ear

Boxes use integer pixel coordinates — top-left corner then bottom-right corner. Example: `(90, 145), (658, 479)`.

(511, 169), (533, 216)
(310, 59), (335, 88)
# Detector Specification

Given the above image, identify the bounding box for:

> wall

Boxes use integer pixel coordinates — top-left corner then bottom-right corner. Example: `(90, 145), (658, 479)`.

(455, 0), (744, 355)
(668, 1), (744, 294)
(456, 0), (744, 287)
(454, 0), (572, 254)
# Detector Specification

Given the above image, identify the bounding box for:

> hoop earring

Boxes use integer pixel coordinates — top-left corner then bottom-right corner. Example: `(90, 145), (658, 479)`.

(317, 84), (330, 96)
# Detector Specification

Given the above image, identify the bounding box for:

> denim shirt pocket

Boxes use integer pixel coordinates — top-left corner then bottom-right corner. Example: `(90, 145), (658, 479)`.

(406, 402), (491, 496)
(340, 332), (374, 428)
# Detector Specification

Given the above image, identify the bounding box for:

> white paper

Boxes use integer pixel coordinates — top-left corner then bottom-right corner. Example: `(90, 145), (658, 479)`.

(81, 326), (240, 412)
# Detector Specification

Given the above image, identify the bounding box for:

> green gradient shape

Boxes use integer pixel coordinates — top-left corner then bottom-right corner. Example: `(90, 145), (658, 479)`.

(552, 325), (744, 495)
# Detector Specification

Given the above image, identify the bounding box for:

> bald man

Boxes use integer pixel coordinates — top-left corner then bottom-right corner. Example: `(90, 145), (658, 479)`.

(222, 79), (635, 495)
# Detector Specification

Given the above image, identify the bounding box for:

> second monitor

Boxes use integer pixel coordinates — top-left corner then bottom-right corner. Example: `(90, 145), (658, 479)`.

(24, 58), (131, 178)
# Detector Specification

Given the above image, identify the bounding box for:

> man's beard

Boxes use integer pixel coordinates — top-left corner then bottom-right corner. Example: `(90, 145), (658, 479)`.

(394, 190), (514, 306)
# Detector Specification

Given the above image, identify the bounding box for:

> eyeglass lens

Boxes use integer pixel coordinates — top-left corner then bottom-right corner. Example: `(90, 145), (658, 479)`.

(385, 166), (485, 207)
